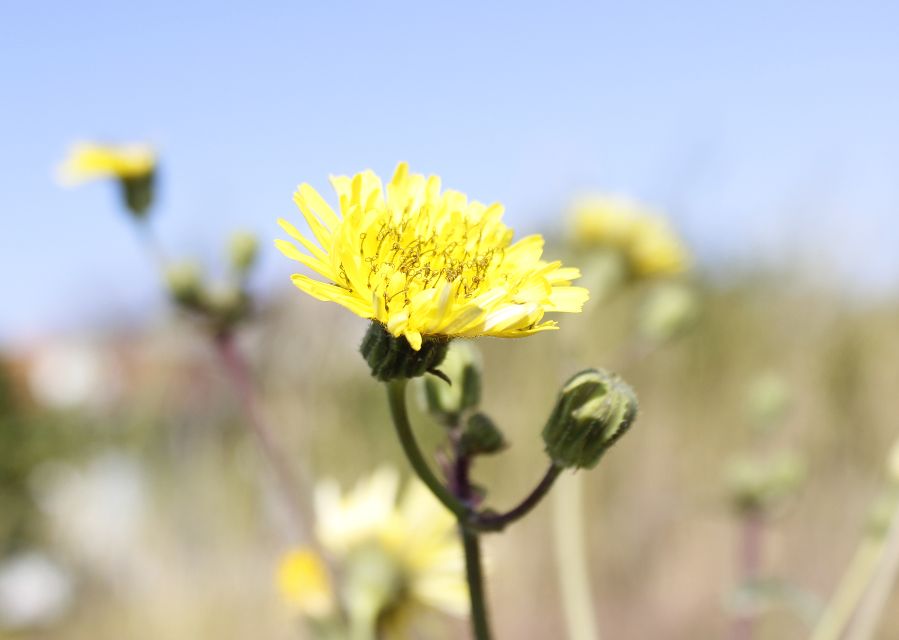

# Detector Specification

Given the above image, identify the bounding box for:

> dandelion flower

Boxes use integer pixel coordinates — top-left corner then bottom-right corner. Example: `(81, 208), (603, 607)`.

(56, 142), (155, 186)
(571, 195), (689, 277)
(276, 163), (588, 351)
(314, 466), (468, 636)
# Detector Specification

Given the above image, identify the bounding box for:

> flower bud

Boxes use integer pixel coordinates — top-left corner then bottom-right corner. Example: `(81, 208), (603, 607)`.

(746, 373), (791, 431)
(637, 282), (698, 342)
(866, 492), (897, 538)
(417, 340), (481, 425)
(460, 412), (506, 456)
(205, 282), (251, 329)
(228, 231), (259, 275)
(542, 369), (638, 470)
(359, 322), (449, 382)
(121, 172), (155, 219)
(164, 261), (205, 310)
(725, 452), (805, 512)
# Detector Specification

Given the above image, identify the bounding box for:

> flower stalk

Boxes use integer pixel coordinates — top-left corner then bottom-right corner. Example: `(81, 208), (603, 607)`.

(462, 528), (491, 640)
(842, 494), (899, 640)
(553, 471), (602, 640)
(386, 378), (492, 638)
(386, 373), (601, 640)
(386, 380), (469, 521)
(216, 330), (311, 541)
(731, 509), (765, 640)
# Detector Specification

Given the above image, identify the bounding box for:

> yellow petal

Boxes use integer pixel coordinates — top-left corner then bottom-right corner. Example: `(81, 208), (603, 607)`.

(275, 240), (336, 280)
(298, 183), (342, 231)
(404, 329), (423, 351)
(278, 218), (331, 264)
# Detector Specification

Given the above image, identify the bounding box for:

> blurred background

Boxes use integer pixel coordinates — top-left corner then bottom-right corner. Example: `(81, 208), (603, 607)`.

(2, 1), (899, 639)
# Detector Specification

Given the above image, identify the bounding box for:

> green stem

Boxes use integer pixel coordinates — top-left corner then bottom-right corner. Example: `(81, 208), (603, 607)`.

(843, 493), (899, 640)
(473, 463), (563, 531)
(810, 538), (883, 640)
(216, 331), (311, 541)
(463, 527), (492, 640)
(385, 380), (469, 521)
(386, 379), (493, 640)
(553, 471), (601, 640)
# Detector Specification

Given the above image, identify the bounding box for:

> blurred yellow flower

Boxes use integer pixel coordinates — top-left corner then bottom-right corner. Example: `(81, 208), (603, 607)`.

(315, 466), (469, 636)
(276, 163), (588, 351)
(56, 142), (156, 186)
(571, 195), (689, 277)
(278, 548), (335, 619)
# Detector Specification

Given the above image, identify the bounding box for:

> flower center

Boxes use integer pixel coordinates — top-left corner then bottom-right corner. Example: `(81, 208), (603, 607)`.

(345, 206), (508, 310)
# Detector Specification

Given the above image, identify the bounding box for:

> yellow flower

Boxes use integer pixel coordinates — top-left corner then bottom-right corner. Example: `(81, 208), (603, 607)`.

(571, 195), (689, 276)
(276, 163), (588, 351)
(56, 142), (156, 185)
(314, 466), (468, 635)
(278, 548), (336, 619)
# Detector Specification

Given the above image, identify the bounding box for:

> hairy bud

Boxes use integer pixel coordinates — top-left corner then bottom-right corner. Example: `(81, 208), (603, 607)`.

(228, 231), (259, 275)
(164, 261), (205, 310)
(461, 412), (507, 456)
(542, 369), (638, 469)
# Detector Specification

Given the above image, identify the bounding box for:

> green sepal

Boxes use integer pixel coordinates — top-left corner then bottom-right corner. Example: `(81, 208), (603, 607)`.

(359, 321), (449, 382)
(121, 170), (155, 218)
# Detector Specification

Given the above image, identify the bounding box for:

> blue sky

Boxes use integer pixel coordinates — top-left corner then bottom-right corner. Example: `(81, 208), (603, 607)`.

(2, 0), (898, 343)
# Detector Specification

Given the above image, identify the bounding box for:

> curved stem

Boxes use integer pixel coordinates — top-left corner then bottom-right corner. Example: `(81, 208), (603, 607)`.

(463, 528), (492, 640)
(216, 331), (310, 541)
(473, 463), (563, 531)
(386, 380), (493, 640)
(843, 494), (899, 640)
(385, 379), (469, 521)
(811, 538), (883, 640)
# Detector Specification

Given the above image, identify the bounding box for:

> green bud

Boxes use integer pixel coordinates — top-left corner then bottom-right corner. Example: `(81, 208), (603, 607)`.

(120, 171), (155, 219)
(542, 369), (638, 470)
(205, 282), (251, 328)
(417, 340), (481, 425)
(228, 230), (259, 274)
(164, 261), (205, 310)
(359, 321), (449, 382)
(867, 492), (898, 538)
(461, 412), (507, 456)
(725, 452), (805, 512)
(746, 373), (791, 431)
(637, 282), (698, 342)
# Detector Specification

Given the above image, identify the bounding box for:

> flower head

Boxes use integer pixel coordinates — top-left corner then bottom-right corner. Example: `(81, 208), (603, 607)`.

(276, 163), (588, 350)
(57, 142), (157, 217)
(313, 466), (468, 636)
(278, 549), (335, 619)
(570, 195), (689, 277)
(56, 142), (156, 185)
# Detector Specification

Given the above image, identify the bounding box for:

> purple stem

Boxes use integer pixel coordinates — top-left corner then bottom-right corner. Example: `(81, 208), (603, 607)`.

(732, 509), (765, 640)
(215, 331), (309, 540)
